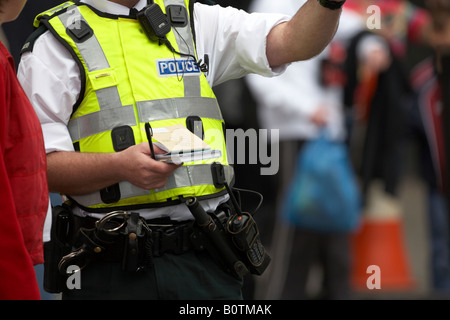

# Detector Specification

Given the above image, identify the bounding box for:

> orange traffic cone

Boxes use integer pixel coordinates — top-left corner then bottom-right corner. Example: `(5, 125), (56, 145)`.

(351, 182), (415, 291)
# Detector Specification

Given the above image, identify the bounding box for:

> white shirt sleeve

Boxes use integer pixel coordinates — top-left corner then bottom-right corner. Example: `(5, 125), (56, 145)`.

(194, 3), (290, 87)
(17, 31), (80, 154)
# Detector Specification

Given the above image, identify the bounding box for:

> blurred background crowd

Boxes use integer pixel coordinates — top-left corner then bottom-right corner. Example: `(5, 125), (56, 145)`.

(3, 0), (450, 300)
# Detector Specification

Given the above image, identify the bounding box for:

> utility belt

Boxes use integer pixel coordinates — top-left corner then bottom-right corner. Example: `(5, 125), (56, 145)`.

(44, 191), (271, 294)
(69, 214), (195, 262)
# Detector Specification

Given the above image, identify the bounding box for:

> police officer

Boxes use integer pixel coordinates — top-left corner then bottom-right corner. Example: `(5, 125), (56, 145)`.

(18, 0), (345, 300)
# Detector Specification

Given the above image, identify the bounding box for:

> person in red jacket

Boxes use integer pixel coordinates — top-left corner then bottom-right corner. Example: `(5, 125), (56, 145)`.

(0, 0), (48, 300)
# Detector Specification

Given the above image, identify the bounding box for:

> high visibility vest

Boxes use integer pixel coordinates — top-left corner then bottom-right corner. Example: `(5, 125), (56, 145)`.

(34, 0), (234, 212)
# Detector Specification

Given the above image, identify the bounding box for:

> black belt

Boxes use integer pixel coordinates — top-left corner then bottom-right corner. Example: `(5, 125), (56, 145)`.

(146, 220), (194, 257)
(61, 199), (236, 273)
(63, 214), (195, 272)
(76, 215), (193, 253)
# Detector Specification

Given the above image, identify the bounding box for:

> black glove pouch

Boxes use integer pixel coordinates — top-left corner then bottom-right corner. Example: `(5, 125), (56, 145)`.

(43, 204), (73, 293)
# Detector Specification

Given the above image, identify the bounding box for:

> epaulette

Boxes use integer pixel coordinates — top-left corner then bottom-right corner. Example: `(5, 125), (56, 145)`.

(20, 25), (48, 55)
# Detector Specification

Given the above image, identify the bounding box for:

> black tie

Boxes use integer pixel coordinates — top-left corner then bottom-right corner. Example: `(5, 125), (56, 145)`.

(129, 7), (139, 18)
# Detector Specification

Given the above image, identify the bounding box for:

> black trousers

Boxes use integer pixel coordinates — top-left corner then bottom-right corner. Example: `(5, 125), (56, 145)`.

(281, 227), (351, 300)
(62, 250), (243, 300)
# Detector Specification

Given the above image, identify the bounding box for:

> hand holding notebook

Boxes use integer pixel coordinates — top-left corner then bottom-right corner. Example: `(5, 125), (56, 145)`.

(146, 123), (221, 164)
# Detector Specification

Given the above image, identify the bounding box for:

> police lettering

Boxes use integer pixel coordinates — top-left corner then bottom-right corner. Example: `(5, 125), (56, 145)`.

(157, 58), (201, 77)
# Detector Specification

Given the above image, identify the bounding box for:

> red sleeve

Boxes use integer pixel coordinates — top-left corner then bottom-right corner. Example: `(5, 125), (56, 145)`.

(0, 54), (41, 300)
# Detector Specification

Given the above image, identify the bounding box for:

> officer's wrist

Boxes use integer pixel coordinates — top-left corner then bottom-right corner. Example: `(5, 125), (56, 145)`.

(317, 0), (346, 10)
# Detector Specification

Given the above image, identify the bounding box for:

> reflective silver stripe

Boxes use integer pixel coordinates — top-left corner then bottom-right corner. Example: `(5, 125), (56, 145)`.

(59, 5), (122, 110)
(138, 97), (223, 123)
(164, 0), (201, 97)
(96, 86), (122, 111)
(156, 164), (234, 192)
(59, 6), (109, 71)
(68, 104), (136, 141)
(69, 97), (222, 141)
(70, 164), (234, 207)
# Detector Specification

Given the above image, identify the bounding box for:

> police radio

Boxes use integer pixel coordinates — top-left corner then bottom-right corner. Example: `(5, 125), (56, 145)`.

(136, 2), (209, 73)
(227, 212), (271, 275)
(137, 3), (172, 42)
(186, 162), (271, 277)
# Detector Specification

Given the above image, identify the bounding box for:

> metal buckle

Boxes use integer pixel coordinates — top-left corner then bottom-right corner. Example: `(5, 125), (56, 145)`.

(95, 210), (129, 234)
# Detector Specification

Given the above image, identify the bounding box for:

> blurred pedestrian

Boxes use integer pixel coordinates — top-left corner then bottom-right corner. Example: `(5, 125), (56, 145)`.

(0, 0), (49, 300)
(410, 0), (450, 296)
(246, 0), (366, 300)
(343, 0), (425, 199)
(410, 55), (450, 296)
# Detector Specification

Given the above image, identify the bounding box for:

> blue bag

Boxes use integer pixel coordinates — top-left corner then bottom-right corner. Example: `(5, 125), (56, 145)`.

(282, 131), (362, 233)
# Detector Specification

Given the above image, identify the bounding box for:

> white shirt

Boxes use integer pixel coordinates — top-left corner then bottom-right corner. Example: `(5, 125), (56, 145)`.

(18, 0), (289, 222)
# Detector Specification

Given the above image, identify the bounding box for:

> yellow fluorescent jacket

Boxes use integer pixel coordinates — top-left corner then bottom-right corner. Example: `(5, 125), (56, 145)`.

(35, 0), (234, 212)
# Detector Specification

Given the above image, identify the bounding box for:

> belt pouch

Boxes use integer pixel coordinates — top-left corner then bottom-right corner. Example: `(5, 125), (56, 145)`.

(122, 212), (146, 272)
(44, 205), (73, 293)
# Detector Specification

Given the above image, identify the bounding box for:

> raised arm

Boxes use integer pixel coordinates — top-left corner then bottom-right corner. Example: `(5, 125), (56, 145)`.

(266, 0), (343, 68)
